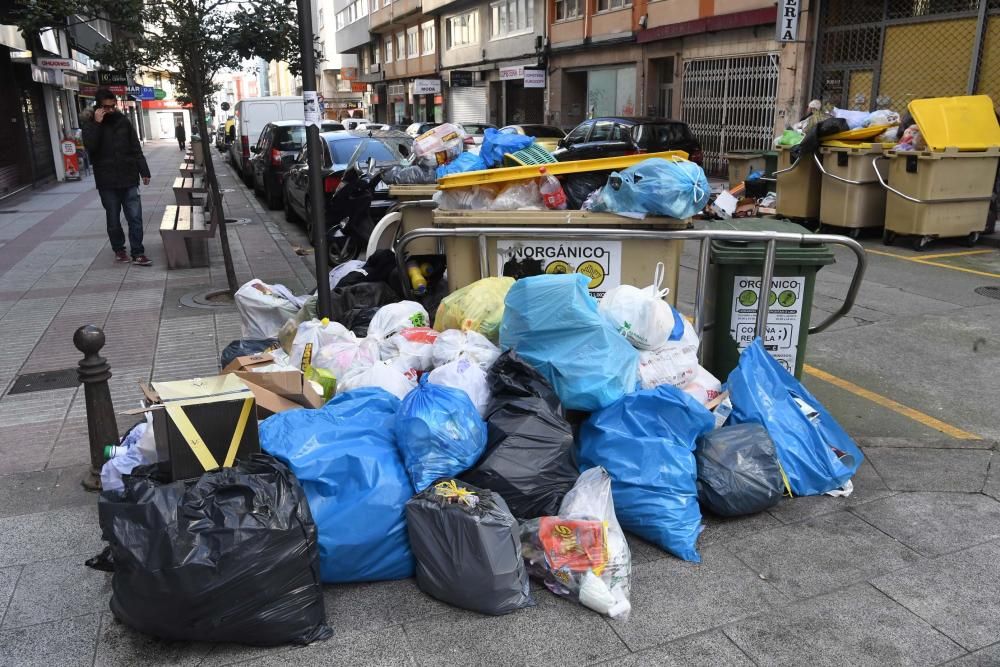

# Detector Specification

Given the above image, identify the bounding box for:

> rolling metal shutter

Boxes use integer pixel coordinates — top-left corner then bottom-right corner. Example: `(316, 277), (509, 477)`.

(447, 85), (488, 124)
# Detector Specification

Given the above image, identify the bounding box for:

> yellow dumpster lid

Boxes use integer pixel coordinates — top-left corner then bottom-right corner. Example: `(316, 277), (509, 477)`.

(822, 125), (892, 142)
(908, 95), (1000, 151)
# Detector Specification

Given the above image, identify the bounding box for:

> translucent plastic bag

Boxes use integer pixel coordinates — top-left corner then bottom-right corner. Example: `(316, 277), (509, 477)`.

(490, 180), (543, 210)
(395, 375), (487, 492)
(382, 327), (439, 378)
(578, 385), (715, 562)
(312, 332), (380, 380)
(431, 329), (501, 371)
(586, 158), (710, 220)
(499, 274), (639, 412)
(289, 319), (350, 372)
(337, 360), (416, 400)
(599, 262), (676, 350)
(260, 389), (415, 583)
(521, 467), (631, 620)
(427, 357), (490, 418)
(434, 277), (514, 343)
(235, 279), (303, 339)
(432, 185), (500, 211)
(414, 123), (466, 167)
(368, 302), (430, 349)
(726, 338), (864, 497)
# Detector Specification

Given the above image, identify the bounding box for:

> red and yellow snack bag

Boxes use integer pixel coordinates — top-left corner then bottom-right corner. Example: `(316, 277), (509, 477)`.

(538, 517), (609, 576)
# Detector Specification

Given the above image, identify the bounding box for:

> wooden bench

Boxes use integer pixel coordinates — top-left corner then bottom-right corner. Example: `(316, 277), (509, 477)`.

(172, 176), (207, 205)
(159, 190), (231, 269)
(178, 162), (203, 177)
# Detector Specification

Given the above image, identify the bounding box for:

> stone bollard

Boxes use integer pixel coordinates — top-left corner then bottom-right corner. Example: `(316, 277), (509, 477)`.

(74, 325), (119, 491)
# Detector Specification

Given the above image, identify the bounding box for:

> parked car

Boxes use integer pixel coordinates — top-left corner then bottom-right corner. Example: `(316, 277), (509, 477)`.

(459, 122), (496, 146)
(228, 96), (304, 182)
(552, 117), (702, 164)
(282, 130), (413, 238)
(341, 118), (372, 131)
(248, 120), (344, 209)
(498, 124), (566, 153)
(405, 122), (440, 138)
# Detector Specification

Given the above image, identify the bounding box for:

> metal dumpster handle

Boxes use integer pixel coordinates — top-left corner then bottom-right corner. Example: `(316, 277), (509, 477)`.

(813, 153), (877, 185)
(871, 156), (993, 204)
(393, 226), (867, 345)
(756, 154), (801, 184)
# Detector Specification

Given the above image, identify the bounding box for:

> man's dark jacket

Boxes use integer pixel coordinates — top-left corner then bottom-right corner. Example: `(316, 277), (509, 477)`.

(82, 111), (151, 190)
(175, 123), (186, 141)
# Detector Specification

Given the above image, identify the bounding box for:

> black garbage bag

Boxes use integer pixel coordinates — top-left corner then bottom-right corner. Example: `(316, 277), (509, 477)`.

(798, 117), (850, 156)
(97, 454), (332, 646)
(695, 423), (784, 517)
(337, 249), (399, 289)
(460, 351), (578, 519)
(329, 281), (401, 336)
(219, 338), (280, 369)
(564, 171), (611, 210)
(382, 163), (438, 185)
(405, 478), (534, 615)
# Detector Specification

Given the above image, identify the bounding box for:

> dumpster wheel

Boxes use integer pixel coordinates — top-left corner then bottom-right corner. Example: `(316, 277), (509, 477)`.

(912, 235), (933, 251)
(882, 230), (896, 246)
(965, 231), (981, 248)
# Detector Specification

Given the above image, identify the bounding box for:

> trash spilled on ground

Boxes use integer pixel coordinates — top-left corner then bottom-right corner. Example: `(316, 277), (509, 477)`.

(88, 122), (872, 643)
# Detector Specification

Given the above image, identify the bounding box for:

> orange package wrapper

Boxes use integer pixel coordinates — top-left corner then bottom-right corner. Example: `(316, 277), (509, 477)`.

(538, 517), (609, 576)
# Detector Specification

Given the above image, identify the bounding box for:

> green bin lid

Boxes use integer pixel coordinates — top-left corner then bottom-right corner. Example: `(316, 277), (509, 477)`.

(707, 219), (836, 266)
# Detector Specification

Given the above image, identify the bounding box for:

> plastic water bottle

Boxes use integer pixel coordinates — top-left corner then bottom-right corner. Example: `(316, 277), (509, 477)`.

(539, 167), (567, 210)
(406, 260), (428, 295)
(104, 444), (129, 460)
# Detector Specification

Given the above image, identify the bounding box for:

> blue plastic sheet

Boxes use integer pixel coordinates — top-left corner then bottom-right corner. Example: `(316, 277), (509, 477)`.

(726, 338), (864, 496)
(395, 375), (487, 492)
(500, 274), (639, 412)
(479, 128), (533, 168)
(436, 151), (488, 178)
(588, 158), (710, 219)
(578, 385), (714, 562)
(260, 388), (415, 583)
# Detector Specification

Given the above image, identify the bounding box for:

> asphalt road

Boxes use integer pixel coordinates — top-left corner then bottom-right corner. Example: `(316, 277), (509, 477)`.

(233, 156), (1000, 443)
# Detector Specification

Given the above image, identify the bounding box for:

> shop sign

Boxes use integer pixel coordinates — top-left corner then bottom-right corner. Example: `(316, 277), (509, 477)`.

(141, 99), (192, 109)
(499, 66), (523, 81)
(98, 70), (128, 95)
(154, 88), (167, 100)
(496, 240), (622, 300)
(777, 0), (800, 42)
(413, 78), (441, 94)
(729, 275), (804, 373)
(523, 68), (545, 88)
(351, 81), (368, 93)
(450, 70), (473, 87)
(126, 84), (155, 100)
(37, 57), (88, 74)
(80, 85), (97, 97)
(31, 65), (60, 86)
(61, 140), (80, 181)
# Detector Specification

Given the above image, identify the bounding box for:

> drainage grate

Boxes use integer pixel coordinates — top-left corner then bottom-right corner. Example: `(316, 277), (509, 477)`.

(974, 286), (1000, 300)
(8, 368), (79, 395)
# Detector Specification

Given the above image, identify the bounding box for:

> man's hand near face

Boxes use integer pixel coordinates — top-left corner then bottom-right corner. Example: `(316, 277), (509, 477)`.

(95, 108), (107, 123)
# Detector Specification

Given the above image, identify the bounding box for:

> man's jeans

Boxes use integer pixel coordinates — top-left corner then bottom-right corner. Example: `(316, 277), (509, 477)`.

(99, 186), (144, 256)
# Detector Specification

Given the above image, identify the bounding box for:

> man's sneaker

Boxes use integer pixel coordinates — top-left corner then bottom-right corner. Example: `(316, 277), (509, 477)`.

(132, 255), (153, 267)
(114, 250), (129, 263)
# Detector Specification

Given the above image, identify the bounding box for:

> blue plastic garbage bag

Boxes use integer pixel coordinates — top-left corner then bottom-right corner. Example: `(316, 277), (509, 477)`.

(436, 151), (488, 178)
(578, 384), (714, 562)
(587, 158), (710, 219)
(260, 387), (415, 583)
(395, 375), (487, 492)
(500, 273), (639, 411)
(726, 338), (863, 496)
(480, 128), (533, 168)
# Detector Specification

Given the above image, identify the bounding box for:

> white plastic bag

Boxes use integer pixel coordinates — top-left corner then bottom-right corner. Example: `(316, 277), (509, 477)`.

(637, 316), (700, 389)
(337, 360), (416, 400)
(368, 301), (430, 352)
(427, 357), (491, 417)
(383, 327), (439, 377)
(312, 332), (380, 379)
(100, 413), (156, 493)
(328, 260), (366, 289)
(599, 263), (676, 350)
(234, 279), (303, 339)
(431, 330), (500, 371)
(289, 318), (349, 372)
(681, 364), (723, 406)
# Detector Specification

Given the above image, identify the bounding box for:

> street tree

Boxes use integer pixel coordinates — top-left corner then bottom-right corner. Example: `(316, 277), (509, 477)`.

(11, 0), (308, 294)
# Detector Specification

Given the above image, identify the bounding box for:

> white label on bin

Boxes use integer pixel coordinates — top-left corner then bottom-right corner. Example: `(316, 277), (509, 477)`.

(730, 275), (805, 373)
(496, 240), (622, 300)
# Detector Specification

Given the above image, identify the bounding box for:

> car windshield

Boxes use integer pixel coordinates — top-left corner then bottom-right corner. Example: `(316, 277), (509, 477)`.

(275, 126), (306, 151)
(463, 123), (493, 134)
(633, 122), (694, 149)
(343, 136), (410, 168)
(521, 125), (565, 138)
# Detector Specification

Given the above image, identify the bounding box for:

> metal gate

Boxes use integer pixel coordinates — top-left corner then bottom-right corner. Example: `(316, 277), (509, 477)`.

(812, 0), (1000, 112)
(680, 54), (779, 177)
(447, 85), (488, 124)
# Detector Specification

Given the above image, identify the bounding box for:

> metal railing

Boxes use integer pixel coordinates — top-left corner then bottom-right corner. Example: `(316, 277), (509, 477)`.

(393, 226), (868, 345)
(871, 156), (995, 205)
(813, 153), (878, 186)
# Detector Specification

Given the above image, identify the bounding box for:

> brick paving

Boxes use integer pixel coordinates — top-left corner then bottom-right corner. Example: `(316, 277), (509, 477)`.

(0, 140), (997, 666)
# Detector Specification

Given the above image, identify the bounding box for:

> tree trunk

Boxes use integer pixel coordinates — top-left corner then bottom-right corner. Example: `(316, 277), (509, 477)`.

(191, 80), (239, 295)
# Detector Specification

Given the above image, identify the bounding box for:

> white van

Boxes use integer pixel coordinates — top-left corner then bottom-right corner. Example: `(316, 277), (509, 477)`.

(228, 96), (304, 179)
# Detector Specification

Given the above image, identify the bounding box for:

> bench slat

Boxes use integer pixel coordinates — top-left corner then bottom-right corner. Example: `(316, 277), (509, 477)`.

(191, 211), (207, 232)
(160, 206), (179, 231)
(176, 206), (192, 232)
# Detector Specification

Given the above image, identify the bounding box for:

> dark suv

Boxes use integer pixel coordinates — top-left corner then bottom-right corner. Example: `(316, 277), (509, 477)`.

(249, 120), (344, 209)
(553, 117), (702, 164)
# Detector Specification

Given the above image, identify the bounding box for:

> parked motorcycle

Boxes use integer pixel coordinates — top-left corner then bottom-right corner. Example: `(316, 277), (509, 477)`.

(325, 156), (397, 266)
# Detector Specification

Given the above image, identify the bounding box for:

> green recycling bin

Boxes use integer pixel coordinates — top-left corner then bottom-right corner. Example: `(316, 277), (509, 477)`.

(703, 219), (835, 380)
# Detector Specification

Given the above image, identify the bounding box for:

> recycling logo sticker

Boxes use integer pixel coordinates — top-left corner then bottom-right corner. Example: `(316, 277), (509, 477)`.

(497, 240), (621, 299)
(729, 275), (806, 371)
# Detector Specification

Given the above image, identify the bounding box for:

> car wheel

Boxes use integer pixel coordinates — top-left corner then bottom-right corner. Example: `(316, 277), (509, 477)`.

(329, 235), (360, 266)
(265, 179), (281, 210)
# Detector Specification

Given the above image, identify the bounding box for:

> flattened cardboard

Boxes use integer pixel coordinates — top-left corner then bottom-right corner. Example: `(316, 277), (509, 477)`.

(223, 352), (277, 373)
(234, 370), (324, 410)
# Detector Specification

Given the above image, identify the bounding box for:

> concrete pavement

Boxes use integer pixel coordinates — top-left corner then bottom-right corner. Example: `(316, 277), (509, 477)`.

(0, 140), (997, 665)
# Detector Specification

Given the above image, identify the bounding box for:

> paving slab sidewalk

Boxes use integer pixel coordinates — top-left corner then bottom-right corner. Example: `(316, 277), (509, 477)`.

(0, 141), (999, 666)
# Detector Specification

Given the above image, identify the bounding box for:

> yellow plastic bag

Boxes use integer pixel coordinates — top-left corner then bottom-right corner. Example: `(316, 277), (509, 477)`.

(434, 277), (515, 343)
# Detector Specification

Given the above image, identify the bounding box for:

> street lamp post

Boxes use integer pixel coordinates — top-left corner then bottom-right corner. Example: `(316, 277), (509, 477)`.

(297, 0), (331, 318)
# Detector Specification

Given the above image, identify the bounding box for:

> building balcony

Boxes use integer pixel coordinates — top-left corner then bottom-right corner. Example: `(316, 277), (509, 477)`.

(381, 53), (437, 79)
(370, 0), (422, 31)
(550, 17), (584, 46)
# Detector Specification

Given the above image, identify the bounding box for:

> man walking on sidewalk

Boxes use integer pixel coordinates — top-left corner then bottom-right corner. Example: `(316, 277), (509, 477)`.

(82, 88), (153, 266)
(175, 120), (186, 151)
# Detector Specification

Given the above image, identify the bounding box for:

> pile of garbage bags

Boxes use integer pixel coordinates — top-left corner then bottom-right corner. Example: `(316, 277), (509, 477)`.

(93, 268), (865, 640)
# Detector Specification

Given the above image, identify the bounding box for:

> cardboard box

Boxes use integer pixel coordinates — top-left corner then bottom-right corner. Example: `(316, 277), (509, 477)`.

(224, 353), (324, 417)
(138, 374), (260, 481)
